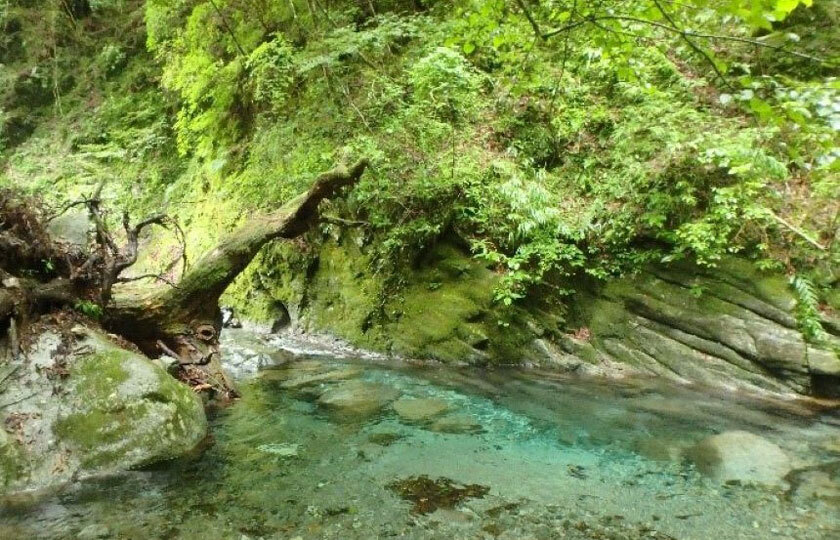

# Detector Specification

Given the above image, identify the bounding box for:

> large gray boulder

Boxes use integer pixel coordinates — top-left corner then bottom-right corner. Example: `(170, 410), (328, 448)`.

(264, 238), (839, 397)
(0, 325), (207, 493)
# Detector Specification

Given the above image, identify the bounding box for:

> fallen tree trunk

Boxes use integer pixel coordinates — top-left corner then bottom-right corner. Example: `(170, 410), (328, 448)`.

(105, 159), (370, 398)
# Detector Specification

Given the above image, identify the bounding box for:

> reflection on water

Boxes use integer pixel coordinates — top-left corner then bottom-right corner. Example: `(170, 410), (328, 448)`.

(2, 335), (839, 539)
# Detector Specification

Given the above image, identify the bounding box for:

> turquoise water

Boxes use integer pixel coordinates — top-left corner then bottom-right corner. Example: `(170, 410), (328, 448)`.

(1, 336), (839, 539)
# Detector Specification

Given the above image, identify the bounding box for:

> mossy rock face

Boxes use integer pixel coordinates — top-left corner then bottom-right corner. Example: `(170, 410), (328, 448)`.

(241, 238), (559, 366)
(578, 258), (840, 396)
(53, 329), (207, 472)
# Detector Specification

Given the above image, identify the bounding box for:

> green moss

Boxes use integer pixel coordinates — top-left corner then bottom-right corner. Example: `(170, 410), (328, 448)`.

(250, 239), (557, 365)
(70, 351), (131, 407)
(304, 239), (387, 349)
(0, 429), (25, 489)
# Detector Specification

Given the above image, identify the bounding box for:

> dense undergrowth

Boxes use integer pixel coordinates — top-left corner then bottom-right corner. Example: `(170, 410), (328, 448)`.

(1, 0), (838, 340)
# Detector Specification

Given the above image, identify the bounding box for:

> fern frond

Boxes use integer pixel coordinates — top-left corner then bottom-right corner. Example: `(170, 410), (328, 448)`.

(790, 274), (825, 341)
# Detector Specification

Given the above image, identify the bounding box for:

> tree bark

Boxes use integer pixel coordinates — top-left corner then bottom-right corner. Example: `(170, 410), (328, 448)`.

(104, 159), (370, 398)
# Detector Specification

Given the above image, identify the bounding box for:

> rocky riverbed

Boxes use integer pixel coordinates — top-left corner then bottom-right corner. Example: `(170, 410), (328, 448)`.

(2, 328), (838, 539)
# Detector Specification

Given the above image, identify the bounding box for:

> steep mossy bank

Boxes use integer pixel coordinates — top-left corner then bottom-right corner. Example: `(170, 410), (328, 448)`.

(228, 237), (556, 366)
(227, 240), (840, 397)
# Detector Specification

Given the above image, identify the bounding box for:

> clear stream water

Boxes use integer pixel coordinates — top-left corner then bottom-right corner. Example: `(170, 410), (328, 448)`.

(1, 330), (839, 539)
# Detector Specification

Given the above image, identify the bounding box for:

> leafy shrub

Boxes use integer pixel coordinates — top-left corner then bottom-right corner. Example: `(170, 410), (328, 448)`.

(246, 36), (296, 112)
(74, 300), (104, 319)
(408, 47), (483, 121)
(97, 44), (127, 76)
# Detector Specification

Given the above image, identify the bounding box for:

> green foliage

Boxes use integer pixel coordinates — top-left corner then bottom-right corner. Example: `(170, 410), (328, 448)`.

(246, 36), (295, 112)
(408, 47), (483, 121)
(74, 300), (104, 320)
(790, 274), (825, 340)
(97, 44), (127, 76)
(465, 162), (584, 304)
(90, 0), (126, 11)
(154, 2), (247, 157)
(0, 107), (6, 155)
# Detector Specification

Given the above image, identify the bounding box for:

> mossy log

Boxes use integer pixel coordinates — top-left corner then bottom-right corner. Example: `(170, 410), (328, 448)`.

(104, 159), (369, 398)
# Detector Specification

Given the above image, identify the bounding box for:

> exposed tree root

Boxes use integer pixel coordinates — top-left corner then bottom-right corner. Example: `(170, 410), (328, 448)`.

(1, 159), (369, 401)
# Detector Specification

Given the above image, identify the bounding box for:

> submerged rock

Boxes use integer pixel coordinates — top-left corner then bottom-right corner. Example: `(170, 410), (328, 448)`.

(631, 437), (688, 462)
(256, 443), (300, 458)
(279, 366), (362, 389)
(685, 430), (791, 486)
(368, 432), (405, 446)
(428, 414), (484, 434)
(392, 397), (449, 422)
(787, 461), (840, 503)
(316, 380), (399, 418)
(261, 359), (327, 380)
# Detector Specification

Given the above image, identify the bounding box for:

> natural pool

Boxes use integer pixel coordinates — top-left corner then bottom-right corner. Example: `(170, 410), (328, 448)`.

(1, 330), (839, 539)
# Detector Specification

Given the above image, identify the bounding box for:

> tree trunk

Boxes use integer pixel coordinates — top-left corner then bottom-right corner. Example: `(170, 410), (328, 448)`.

(104, 159), (369, 399)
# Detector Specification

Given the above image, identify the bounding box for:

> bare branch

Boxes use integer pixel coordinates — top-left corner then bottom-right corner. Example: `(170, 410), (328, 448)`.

(322, 215), (371, 227)
(156, 340), (183, 363)
(529, 9), (828, 66)
(116, 273), (182, 289)
(769, 212), (827, 252)
(514, 0), (547, 41)
(650, 0), (733, 90)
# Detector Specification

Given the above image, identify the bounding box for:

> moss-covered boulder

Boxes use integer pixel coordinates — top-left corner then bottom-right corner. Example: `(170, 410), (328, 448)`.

(0, 325), (207, 494)
(53, 330), (207, 471)
(317, 380), (400, 419)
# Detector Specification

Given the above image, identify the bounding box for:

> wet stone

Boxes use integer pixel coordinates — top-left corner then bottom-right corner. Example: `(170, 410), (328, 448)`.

(787, 461), (840, 503)
(367, 432), (405, 446)
(261, 360), (328, 381)
(392, 397), (449, 422)
(427, 414), (484, 434)
(316, 380), (400, 419)
(685, 430), (792, 486)
(77, 523), (110, 539)
(256, 443), (300, 458)
(631, 437), (688, 462)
